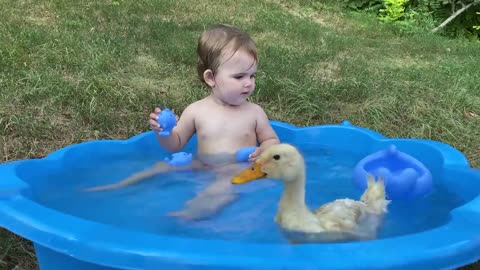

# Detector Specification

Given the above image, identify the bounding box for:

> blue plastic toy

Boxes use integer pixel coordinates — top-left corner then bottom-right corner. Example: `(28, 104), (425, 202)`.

(235, 146), (256, 162)
(353, 145), (433, 200)
(157, 108), (177, 137)
(164, 152), (193, 166)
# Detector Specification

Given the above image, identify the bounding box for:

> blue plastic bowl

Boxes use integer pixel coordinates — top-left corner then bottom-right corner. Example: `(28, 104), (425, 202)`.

(0, 120), (479, 270)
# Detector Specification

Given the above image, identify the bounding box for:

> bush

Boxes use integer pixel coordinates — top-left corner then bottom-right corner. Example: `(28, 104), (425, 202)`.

(342, 0), (480, 39)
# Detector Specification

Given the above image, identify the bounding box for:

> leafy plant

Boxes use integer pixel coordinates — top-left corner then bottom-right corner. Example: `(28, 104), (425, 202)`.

(380, 0), (409, 22)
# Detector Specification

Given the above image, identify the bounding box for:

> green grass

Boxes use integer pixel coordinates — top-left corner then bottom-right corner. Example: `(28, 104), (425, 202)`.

(1, 0), (479, 269)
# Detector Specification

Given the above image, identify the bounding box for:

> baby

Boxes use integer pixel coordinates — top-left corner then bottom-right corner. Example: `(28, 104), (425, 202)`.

(87, 24), (279, 220)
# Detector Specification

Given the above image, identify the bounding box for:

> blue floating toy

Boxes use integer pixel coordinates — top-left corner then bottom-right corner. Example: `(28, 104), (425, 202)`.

(164, 152), (193, 166)
(236, 146), (256, 162)
(157, 108), (177, 137)
(353, 145), (433, 200)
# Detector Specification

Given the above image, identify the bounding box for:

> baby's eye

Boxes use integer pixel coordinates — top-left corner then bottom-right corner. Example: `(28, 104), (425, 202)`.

(234, 75), (243, 80)
(251, 74), (256, 78)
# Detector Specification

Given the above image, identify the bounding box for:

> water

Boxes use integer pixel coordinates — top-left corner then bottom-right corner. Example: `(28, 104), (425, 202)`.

(22, 144), (466, 244)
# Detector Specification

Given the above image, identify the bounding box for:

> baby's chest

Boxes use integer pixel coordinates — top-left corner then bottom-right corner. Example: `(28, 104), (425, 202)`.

(196, 116), (256, 138)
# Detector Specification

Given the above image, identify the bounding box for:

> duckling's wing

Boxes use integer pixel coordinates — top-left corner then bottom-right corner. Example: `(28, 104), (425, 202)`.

(314, 199), (368, 232)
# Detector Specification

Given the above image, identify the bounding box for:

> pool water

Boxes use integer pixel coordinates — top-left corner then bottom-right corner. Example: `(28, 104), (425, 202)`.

(24, 144), (465, 244)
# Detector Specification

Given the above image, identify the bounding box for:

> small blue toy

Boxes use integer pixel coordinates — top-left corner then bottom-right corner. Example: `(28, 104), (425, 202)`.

(157, 108), (177, 137)
(164, 152), (193, 166)
(236, 146), (256, 162)
(163, 147), (254, 167)
(353, 145), (433, 200)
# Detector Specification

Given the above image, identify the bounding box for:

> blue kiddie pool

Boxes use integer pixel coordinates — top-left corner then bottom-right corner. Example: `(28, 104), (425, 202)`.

(1, 121), (480, 270)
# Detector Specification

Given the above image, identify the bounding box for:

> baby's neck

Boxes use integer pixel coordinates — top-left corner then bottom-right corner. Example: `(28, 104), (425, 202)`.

(207, 94), (244, 108)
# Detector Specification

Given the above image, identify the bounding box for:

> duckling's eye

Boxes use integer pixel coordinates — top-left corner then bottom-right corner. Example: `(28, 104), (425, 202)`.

(273, 154), (281, 160)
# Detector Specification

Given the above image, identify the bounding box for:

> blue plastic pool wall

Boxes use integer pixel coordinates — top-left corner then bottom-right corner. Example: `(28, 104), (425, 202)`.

(34, 244), (229, 270)
(35, 244), (113, 270)
(1, 120), (479, 270)
(33, 243), (225, 270)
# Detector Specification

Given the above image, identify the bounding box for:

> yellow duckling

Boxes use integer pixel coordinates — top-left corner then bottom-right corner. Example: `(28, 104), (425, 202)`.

(232, 144), (390, 241)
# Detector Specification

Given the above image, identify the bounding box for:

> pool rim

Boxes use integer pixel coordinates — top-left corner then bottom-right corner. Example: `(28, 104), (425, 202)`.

(0, 120), (479, 269)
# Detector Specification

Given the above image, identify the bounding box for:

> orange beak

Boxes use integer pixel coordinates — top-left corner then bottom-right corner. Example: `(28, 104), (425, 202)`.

(231, 162), (266, 184)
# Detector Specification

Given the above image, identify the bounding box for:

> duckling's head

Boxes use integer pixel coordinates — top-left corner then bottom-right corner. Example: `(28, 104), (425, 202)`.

(232, 144), (305, 184)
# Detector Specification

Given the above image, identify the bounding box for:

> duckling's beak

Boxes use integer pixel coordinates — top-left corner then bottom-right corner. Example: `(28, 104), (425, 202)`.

(232, 162), (266, 184)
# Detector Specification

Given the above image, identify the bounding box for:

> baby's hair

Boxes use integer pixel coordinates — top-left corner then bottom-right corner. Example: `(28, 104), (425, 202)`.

(197, 24), (257, 86)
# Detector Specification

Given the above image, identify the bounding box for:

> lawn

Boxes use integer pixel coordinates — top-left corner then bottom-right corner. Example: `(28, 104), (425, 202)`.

(1, 0), (479, 269)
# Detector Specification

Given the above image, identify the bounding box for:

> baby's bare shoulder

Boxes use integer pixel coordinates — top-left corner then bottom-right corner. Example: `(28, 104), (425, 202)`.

(243, 101), (261, 110)
(186, 99), (207, 109)
(245, 102), (268, 115)
(182, 99), (209, 115)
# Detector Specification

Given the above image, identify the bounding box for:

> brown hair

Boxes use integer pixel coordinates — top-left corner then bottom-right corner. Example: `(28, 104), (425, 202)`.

(196, 24), (257, 86)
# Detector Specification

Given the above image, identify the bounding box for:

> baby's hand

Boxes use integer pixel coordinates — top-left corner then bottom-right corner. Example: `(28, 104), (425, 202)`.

(248, 147), (262, 162)
(149, 107), (162, 132)
(149, 108), (179, 133)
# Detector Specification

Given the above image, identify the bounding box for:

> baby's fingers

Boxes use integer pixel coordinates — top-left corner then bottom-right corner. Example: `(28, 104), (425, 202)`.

(149, 112), (158, 121)
(149, 119), (162, 131)
(248, 147), (261, 162)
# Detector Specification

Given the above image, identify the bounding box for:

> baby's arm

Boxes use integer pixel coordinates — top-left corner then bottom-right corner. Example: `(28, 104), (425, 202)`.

(249, 105), (280, 161)
(151, 105), (197, 153)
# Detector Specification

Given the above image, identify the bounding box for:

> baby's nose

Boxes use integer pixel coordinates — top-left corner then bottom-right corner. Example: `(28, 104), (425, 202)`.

(244, 78), (254, 87)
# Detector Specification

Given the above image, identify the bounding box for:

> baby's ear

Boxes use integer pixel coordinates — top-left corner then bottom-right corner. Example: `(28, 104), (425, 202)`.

(203, 69), (215, 87)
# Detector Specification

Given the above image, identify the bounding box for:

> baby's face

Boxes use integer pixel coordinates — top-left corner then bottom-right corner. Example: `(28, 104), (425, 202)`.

(211, 49), (257, 106)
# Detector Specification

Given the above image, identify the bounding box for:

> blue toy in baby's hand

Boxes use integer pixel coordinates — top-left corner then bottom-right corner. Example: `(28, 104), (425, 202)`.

(157, 108), (177, 137)
(353, 145), (433, 200)
(236, 146), (256, 162)
(165, 152), (193, 166)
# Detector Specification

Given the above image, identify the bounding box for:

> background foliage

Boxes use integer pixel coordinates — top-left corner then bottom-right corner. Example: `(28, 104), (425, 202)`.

(342, 0), (480, 38)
